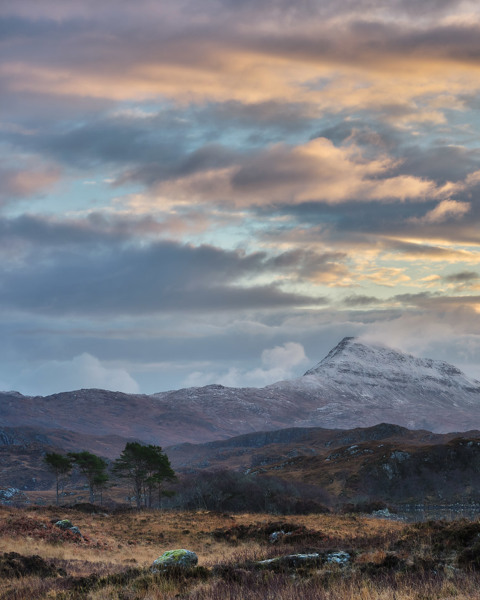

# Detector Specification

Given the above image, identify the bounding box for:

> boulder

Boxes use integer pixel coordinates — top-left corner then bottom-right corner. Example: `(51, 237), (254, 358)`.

(257, 553), (322, 569)
(151, 549), (198, 572)
(54, 519), (73, 530)
(54, 519), (82, 537)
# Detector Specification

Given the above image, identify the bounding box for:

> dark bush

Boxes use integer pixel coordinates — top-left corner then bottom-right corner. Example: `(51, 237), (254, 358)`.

(340, 500), (392, 514)
(0, 552), (63, 579)
(164, 470), (331, 514)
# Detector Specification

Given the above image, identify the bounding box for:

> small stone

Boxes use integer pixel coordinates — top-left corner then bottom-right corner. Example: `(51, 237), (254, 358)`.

(269, 530), (285, 543)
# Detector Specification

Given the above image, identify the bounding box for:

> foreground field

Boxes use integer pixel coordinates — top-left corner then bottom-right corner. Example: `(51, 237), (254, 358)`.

(2, 505), (480, 599)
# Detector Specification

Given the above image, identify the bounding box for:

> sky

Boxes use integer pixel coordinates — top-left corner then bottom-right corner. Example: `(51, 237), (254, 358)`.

(2, 0), (480, 395)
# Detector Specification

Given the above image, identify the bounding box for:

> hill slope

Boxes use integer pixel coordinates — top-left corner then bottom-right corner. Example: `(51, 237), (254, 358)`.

(1, 337), (479, 446)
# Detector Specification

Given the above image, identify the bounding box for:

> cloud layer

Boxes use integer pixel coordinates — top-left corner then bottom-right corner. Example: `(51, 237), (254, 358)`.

(0, 0), (479, 393)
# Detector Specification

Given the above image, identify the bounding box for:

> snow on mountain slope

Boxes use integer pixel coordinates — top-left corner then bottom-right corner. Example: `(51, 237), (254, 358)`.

(1, 337), (480, 443)
(267, 337), (480, 432)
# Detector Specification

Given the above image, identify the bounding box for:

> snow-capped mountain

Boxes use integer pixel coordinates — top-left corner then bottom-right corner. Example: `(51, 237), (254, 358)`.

(1, 337), (480, 446)
(269, 337), (480, 432)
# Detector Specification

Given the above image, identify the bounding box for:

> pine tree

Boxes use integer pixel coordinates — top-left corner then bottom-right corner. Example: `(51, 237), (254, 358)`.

(68, 451), (108, 504)
(113, 442), (175, 508)
(44, 452), (73, 505)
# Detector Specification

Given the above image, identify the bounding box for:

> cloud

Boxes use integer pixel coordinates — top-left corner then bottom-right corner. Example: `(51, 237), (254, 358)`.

(443, 271), (480, 283)
(4, 5), (480, 122)
(358, 305), (480, 378)
(414, 199), (471, 224)
(1, 0), (480, 396)
(0, 165), (60, 205)
(15, 352), (140, 396)
(0, 227), (328, 315)
(144, 138), (448, 208)
(343, 295), (383, 307)
(184, 341), (309, 388)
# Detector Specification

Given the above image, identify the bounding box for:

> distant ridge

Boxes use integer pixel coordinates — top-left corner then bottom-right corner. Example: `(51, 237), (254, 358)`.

(1, 337), (480, 447)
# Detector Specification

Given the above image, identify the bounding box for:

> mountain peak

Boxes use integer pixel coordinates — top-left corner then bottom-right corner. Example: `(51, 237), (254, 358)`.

(303, 336), (388, 375)
(313, 336), (358, 366)
(303, 336), (464, 381)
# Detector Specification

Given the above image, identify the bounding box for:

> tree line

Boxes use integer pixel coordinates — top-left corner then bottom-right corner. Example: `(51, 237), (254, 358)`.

(44, 442), (175, 508)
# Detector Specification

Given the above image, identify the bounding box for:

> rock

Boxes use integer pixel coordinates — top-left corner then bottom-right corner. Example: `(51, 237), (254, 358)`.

(256, 551), (351, 571)
(325, 551), (350, 565)
(372, 508), (392, 518)
(54, 519), (73, 530)
(151, 549), (198, 572)
(54, 519), (82, 537)
(0, 488), (29, 506)
(257, 553), (322, 569)
(269, 530), (293, 543)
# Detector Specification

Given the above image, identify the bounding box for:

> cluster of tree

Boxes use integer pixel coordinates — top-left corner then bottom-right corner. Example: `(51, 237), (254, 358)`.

(44, 442), (175, 507)
(161, 469), (332, 514)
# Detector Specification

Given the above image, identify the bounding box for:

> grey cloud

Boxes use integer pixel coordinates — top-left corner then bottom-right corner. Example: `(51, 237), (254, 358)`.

(391, 145), (480, 184)
(343, 295), (382, 307)
(0, 166), (60, 205)
(120, 144), (240, 187)
(6, 8), (480, 94)
(346, 289), (480, 310)
(5, 100), (316, 177)
(443, 271), (480, 283)
(381, 239), (470, 258)
(0, 213), (183, 248)
(313, 122), (480, 187)
(0, 227), (327, 315)
(0, 0), (463, 22)
(266, 249), (348, 281)
(6, 113), (190, 170)
(393, 292), (480, 307)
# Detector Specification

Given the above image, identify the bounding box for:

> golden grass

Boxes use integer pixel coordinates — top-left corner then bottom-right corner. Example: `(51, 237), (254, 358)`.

(0, 508), (405, 567)
(1, 506), (479, 600)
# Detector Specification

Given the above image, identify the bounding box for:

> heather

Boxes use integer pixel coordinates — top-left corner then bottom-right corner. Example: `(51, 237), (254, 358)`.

(2, 505), (480, 599)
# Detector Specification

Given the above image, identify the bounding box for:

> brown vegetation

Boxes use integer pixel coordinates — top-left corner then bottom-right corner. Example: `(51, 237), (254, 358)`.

(2, 505), (480, 599)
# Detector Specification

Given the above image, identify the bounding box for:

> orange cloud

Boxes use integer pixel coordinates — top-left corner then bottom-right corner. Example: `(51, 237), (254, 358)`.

(136, 138), (451, 208)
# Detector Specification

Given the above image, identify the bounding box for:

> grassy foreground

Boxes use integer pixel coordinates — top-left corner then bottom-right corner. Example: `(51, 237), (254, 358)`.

(2, 505), (480, 599)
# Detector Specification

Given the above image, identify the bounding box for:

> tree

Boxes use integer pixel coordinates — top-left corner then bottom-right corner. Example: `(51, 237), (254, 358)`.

(68, 451), (109, 504)
(44, 452), (73, 505)
(113, 442), (175, 509)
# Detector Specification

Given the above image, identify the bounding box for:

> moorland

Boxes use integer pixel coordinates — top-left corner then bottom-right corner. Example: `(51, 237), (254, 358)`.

(3, 504), (480, 599)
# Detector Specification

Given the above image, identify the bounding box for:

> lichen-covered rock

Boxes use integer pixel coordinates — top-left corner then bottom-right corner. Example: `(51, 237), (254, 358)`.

(55, 519), (73, 530)
(151, 549), (198, 572)
(54, 519), (82, 537)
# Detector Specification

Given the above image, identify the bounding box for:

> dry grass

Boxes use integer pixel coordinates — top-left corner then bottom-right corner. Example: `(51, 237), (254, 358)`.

(1, 506), (479, 599)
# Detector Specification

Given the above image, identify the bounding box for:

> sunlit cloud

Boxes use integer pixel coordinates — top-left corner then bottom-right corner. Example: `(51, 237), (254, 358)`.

(0, 165), (60, 205)
(0, 0), (480, 392)
(412, 199), (471, 224)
